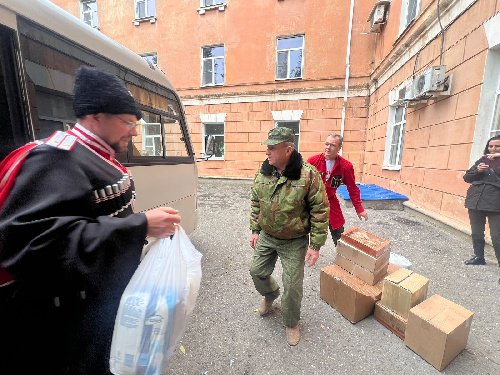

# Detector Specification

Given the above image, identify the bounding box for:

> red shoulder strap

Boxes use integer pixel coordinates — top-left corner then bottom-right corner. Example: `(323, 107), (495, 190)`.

(0, 142), (40, 211)
(0, 142), (40, 286)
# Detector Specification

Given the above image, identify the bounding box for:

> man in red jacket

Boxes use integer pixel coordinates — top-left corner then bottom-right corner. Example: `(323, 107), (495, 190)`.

(307, 133), (368, 245)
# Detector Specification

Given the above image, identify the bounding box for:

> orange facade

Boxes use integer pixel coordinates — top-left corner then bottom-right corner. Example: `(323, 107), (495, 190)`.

(50, 0), (500, 230)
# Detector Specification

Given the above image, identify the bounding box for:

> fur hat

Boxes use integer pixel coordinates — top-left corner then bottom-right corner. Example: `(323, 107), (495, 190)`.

(73, 66), (142, 120)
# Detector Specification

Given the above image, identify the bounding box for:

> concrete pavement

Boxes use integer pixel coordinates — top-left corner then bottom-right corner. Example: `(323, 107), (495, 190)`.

(165, 178), (500, 375)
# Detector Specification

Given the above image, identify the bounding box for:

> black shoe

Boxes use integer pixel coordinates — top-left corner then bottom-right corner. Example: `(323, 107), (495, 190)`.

(464, 256), (486, 265)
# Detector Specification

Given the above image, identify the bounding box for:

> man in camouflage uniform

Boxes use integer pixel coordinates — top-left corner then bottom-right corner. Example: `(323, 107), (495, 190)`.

(249, 127), (330, 346)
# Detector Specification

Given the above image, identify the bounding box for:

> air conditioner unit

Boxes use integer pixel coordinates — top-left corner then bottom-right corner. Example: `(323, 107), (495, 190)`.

(413, 65), (447, 99)
(392, 81), (414, 106)
(401, 81), (414, 101)
(367, 1), (391, 33)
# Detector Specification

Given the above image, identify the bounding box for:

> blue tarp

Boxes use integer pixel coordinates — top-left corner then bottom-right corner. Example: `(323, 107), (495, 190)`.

(337, 184), (408, 201)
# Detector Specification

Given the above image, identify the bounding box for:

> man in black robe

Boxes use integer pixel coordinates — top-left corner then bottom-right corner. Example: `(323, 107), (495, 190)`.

(0, 66), (181, 374)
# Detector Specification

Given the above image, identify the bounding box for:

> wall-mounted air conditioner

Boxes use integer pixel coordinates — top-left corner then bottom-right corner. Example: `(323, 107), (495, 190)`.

(413, 65), (449, 99)
(367, 1), (391, 33)
(390, 80), (414, 106)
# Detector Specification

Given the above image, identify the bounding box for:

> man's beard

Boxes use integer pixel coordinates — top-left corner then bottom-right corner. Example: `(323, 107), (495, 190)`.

(110, 141), (128, 153)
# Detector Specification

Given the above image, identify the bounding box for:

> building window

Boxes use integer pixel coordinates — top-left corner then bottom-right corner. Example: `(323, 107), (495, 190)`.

(399, 0), (421, 34)
(131, 109), (189, 158)
(275, 121), (300, 151)
(140, 52), (157, 67)
(203, 123), (225, 160)
(202, 0), (225, 6)
(135, 0), (155, 19)
(470, 15), (500, 163)
(276, 35), (304, 80)
(383, 106), (407, 169)
(80, 0), (99, 28)
(139, 112), (162, 156)
(198, 0), (226, 14)
(490, 81), (500, 137)
(202, 45), (225, 86)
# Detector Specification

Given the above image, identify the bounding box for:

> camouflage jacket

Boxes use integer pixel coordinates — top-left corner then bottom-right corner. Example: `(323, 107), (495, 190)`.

(250, 150), (330, 250)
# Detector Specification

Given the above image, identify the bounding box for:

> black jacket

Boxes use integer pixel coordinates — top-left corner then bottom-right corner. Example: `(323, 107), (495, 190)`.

(464, 158), (500, 212)
(0, 141), (147, 374)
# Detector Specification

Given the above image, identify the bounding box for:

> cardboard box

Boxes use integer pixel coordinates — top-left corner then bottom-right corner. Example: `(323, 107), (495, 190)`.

(340, 227), (390, 258)
(320, 263), (401, 323)
(337, 240), (391, 272)
(320, 264), (350, 309)
(381, 268), (429, 320)
(404, 295), (474, 371)
(335, 252), (388, 285)
(374, 301), (407, 340)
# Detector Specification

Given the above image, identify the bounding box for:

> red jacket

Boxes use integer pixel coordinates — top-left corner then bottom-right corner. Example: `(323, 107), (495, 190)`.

(307, 153), (364, 229)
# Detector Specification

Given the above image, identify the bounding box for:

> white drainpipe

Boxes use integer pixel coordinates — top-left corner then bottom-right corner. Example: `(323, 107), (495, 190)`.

(340, 0), (355, 156)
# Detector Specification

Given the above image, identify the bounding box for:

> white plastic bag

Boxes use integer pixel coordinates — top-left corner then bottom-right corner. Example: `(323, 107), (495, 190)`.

(110, 226), (202, 375)
(389, 252), (412, 270)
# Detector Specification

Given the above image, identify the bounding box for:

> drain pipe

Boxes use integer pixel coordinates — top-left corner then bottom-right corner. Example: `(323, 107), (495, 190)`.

(340, 0), (355, 156)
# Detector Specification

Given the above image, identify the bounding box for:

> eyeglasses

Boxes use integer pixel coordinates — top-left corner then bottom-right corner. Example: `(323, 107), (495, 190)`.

(113, 115), (139, 129)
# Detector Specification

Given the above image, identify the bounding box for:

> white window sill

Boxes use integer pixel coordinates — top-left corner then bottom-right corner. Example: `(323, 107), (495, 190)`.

(275, 77), (303, 81)
(198, 4), (227, 15)
(132, 16), (157, 26)
(201, 83), (225, 87)
(382, 165), (402, 171)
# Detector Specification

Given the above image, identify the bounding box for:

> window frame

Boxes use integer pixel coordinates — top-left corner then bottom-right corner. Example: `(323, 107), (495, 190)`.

(275, 121), (300, 152)
(197, 0), (227, 14)
(134, 0), (156, 20)
(383, 105), (407, 170)
(80, 0), (99, 28)
(275, 34), (304, 81)
(490, 80), (500, 137)
(201, 44), (225, 87)
(201, 0), (225, 7)
(202, 122), (225, 160)
(125, 106), (192, 164)
(140, 118), (163, 157)
(398, 0), (422, 35)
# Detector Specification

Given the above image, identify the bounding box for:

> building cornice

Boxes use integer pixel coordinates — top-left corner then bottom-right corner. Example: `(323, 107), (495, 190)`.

(180, 85), (369, 105)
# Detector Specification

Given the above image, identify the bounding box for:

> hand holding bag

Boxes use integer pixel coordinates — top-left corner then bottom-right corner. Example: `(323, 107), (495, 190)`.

(110, 226), (202, 375)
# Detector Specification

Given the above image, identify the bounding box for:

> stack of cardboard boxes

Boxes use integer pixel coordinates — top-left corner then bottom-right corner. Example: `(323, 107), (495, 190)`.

(375, 268), (429, 339)
(320, 227), (474, 371)
(320, 227), (396, 323)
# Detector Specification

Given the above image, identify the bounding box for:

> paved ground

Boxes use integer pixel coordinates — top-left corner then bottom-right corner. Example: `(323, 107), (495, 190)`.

(165, 178), (500, 375)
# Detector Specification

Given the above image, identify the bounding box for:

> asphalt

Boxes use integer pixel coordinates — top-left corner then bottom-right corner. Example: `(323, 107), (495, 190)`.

(164, 178), (500, 375)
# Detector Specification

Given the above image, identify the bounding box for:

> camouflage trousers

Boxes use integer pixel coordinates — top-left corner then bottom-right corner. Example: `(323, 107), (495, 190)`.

(250, 231), (309, 328)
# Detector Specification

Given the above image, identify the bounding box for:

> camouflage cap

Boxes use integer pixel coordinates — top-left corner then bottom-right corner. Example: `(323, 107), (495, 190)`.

(261, 127), (295, 145)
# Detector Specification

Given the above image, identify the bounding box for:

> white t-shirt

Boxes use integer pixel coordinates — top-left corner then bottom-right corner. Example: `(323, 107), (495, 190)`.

(325, 159), (335, 180)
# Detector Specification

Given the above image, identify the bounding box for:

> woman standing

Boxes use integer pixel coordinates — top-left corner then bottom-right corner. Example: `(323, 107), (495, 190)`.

(464, 135), (500, 284)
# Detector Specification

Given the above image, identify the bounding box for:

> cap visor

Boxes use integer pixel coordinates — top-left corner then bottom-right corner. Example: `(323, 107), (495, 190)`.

(261, 139), (282, 146)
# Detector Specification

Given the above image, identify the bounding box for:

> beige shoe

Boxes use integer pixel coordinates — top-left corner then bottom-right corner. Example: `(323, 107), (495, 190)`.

(286, 325), (300, 346)
(259, 297), (275, 316)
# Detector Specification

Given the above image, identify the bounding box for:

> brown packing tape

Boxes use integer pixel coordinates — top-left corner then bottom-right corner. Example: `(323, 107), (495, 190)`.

(400, 273), (429, 292)
(374, 315), (405, 339)
(384, 268), (412, 284)
(374, 302), (407, 340)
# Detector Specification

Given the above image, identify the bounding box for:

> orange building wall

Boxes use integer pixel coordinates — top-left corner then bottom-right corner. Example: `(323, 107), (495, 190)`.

(50, 0), (374, 181)
(49, 0), (498, 230)
(364, 0), (497, 227)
